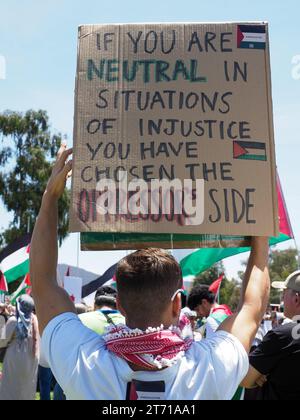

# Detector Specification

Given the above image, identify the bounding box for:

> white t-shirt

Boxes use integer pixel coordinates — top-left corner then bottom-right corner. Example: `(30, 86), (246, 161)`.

(41, 312), (248, 400)
(205, 317), (220, 339)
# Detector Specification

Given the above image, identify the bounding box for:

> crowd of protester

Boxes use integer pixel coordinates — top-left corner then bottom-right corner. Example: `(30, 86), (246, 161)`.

(1, 145), (300, 401)
(1, 269), (299, 400)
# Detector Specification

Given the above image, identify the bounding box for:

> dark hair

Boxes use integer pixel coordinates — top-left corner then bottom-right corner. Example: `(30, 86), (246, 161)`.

(75, 303), (88, 315)
(181, 292), (187, 308)
(116, 248), (182, 323)
(95, 285), (117, 299)
(94, 285), (117, 309)
(187, 284), (215, 310)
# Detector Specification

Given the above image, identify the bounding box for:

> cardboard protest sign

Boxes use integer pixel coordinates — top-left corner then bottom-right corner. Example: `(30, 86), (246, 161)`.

(64, 276), (82, 304)
(70, 22), (278, 248)
(80, 172), (291, 250)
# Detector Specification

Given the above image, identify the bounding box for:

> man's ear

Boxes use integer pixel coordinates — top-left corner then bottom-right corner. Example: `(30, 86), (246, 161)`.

(172, 292), (182, 317)
(116, 296), (126, 317)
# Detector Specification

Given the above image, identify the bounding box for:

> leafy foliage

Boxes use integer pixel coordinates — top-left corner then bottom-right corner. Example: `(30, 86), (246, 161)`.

(269, 248), (298, 303)
(239, 248), (299, 304)
(0, 110), (70, 248)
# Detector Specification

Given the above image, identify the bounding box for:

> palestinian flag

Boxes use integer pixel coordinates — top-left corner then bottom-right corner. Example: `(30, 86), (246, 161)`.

(0, 271), (8, 294)
(82, 263), (118, 297)
(0, 234), (31, 284)
(233, 141), (267, 161)
(9, 273), (31, 304)
(209, 274), (224, 297)
(237, 25), (266, 50)
(179, 174), (293, 280)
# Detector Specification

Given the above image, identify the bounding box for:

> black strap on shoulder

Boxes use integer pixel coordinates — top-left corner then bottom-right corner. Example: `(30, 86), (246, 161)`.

(102, 312), (117, 327)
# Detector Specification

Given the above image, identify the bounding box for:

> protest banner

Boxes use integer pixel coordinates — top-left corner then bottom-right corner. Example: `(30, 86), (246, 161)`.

(70, 22), (278, 249)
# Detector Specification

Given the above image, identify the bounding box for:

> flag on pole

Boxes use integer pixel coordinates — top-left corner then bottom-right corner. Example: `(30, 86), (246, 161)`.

(64, 276), (82, 304)
(9, 273), (31, 304)
(0, 271), (8, 294)
(277, 174), (293, 238)
(82, 264), (118, 297)
(0, 234), (31, 284)
(209, 274), (224, 301)
(179, 175), (293, 280)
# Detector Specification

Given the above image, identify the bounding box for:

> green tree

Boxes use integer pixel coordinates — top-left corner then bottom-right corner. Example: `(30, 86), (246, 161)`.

(269, 248), (298, 304)
(239, 248), (298, 304)
(220, 278), (241, 312)
(0, 110), (70, 249)
(193, 261), (224, 286)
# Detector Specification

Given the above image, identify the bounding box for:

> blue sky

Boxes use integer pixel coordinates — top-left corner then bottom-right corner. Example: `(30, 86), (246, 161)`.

(0, 0), (299, 278)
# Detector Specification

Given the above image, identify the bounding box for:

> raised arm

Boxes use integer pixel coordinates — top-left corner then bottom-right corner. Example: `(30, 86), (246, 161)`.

(218, 237), (270, 353)
(30, 144), (75, 335)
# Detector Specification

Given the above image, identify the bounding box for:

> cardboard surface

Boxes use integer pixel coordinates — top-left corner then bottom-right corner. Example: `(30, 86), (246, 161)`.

(70, 22), (278, 246)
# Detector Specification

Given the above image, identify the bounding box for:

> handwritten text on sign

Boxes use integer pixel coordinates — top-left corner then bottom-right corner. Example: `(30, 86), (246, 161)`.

(70, 24), (277, 237)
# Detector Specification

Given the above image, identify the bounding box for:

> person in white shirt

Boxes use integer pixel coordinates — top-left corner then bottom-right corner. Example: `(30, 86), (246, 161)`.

(30, 144), (270, 400)
(187, 285), (233, 339)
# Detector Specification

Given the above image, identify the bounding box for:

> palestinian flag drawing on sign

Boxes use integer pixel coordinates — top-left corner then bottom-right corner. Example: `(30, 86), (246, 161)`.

(237, 25), (266, 50)
(233, 141), (267, 161)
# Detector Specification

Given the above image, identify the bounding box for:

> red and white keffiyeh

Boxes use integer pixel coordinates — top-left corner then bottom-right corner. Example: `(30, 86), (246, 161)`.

(103, 315), (193, 370)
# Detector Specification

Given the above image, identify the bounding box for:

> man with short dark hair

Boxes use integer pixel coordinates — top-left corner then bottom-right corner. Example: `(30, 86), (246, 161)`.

(30, 144), (270, 400)
(241, 270), (300, 400)
(116, 248), (182, 330)
(94, 285), (117, 310)
(188, 285), (232, 339)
